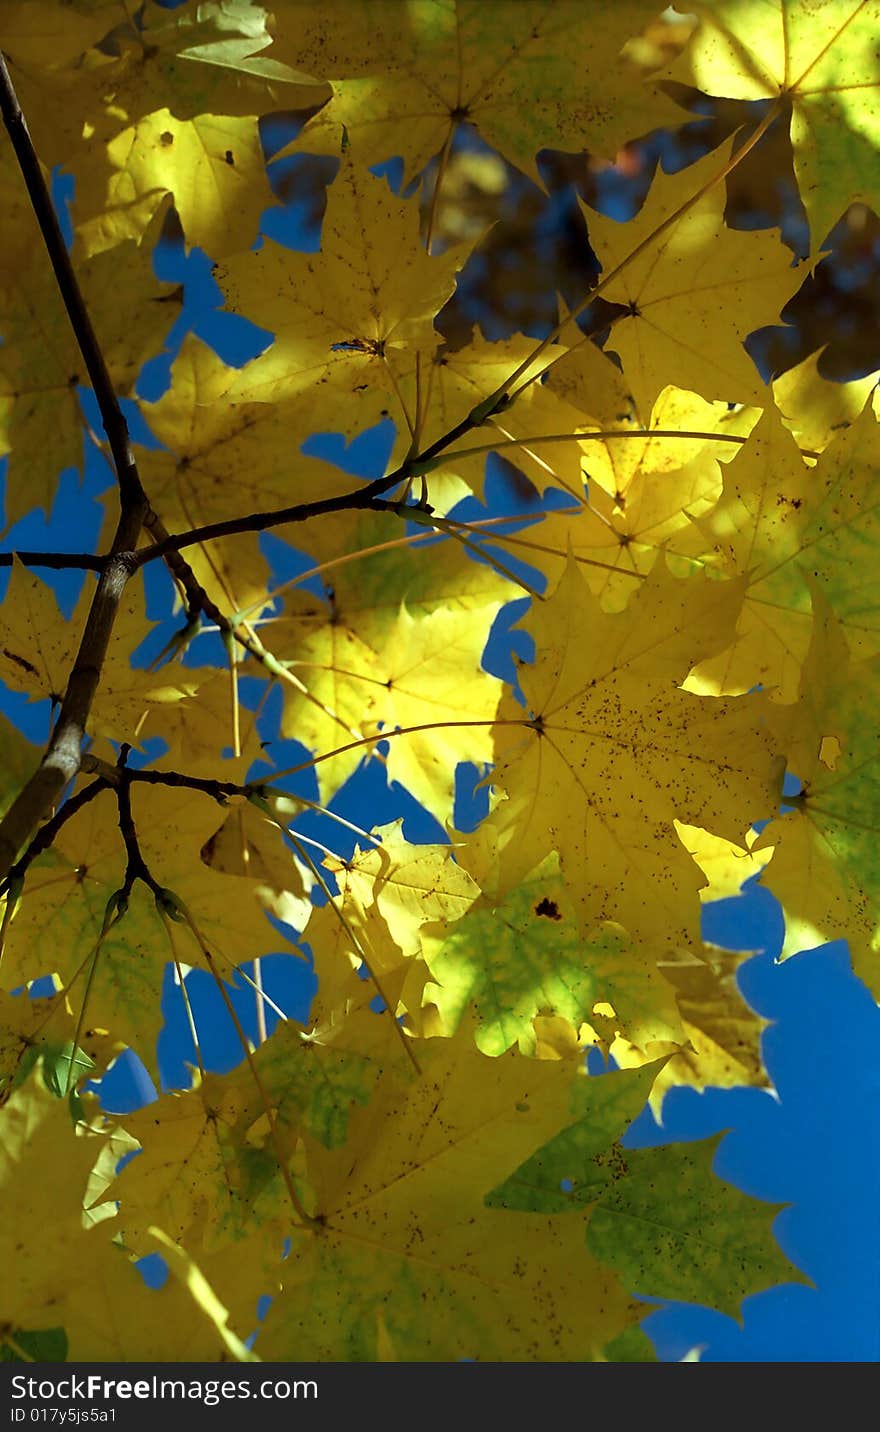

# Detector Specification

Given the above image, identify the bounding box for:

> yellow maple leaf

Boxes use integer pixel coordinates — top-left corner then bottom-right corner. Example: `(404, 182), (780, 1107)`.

(480, 559), (782, 942)
(200, 794), (313, 933)
(77, 109), (275, 258)
(0, 563), (244, 757)
(257, 1023), (642, 1360)
(136, 335), (354, 612)
(368, 601), (504, 825)
(304, 896), (411, 1026)
(421, 854), (684, 1056)
(586, 141), (806, 419)
(323, 819), (479, 955)
(0, 988), (122, 1108)
(271, 0), (681, 187)
(684, 399), (880, 700)
(65, 1231), (259, 1361)
(400, 333), (620, 499)
(652, 944), (771, 1105)
(667, 0), (880, 247)
(756, 587), (880, 996)
(0, 205), (180, 526)
(0, 1072), (109, 1330)
(0, 1067), (259, 1360)
(0, 561), (74, 705)
(264, 516), (510, 807)
(675, 822), (772, 902)
(3, 0), (328, 258)
(507, 387), (756, 610)
(773, 347), (880, 453)
(111, 1069), (287, 1255)
(0, 771), (297, 1076)
(215, 157), (472, 431)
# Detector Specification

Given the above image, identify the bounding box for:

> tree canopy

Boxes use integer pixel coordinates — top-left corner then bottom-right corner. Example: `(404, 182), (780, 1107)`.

(0, 0), (877, 1363)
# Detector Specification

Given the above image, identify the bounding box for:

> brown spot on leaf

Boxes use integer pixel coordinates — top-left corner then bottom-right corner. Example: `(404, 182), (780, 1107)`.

(2, 648), (38, 677)
(534, 897), (562, 920)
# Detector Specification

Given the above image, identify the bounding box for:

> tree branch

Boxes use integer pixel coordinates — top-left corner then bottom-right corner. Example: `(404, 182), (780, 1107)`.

(0, 776), (110, 896)
(0, 550), (105, 571)
(81, 751), (252, 803)
(0, 53), (141, 504)
(133, 391), (508, 568)
(0, 55), (150, 877)
(133, 474), (409, 566)
(115, 755), (165, 900)
(0, 47), (511, 880)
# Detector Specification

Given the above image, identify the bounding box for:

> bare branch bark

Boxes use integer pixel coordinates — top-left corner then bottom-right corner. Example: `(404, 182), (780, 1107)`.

(0, 54), (149, 876)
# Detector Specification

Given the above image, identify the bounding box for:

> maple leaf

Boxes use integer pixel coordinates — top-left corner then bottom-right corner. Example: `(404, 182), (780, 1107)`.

(64, 1231), (259, 1362)
(0, 0), (872, 1366)
(585, 141), (806, 420)
(367, 602), (505, 825)
(0, 0), (112, 72)
(511, 388), (756, 610)
(0, 563), (244, 757)
(756, 588), (880, 997)
(422, 854), (683, 1056)
(606, 943), (772, 1114)
(111, 1069), (286, 1255)
(323, 819), (479, 953)
(0, 206), (180, 526)
(653, 945), (771, 1102)
(675, 822), (772, 902)
(0, 561), (81, 705)
(3, 0), (328, 258)
(0, 707), (38, 823)
(772, 348), (879, 453)
(477, 558), (782, 942)
(200, 794), (313, 932)
(265, 516), (510, 810)
(399, 332), (626, 499)
(256, 1023), (646, 1360)
(214, 157), (472, 429)
(490, 1118), (807, 1320)
(0, 775), (297, 1077)
(303, 895), (425, 1035)
(245, 1016), (382, 1151)
(0, 1064), (261, 1360)
(271, 0), (681, 187)
(0, 1070), (111, 1331)
(136, 335), (359, 612)
(79, 109), (277, 259)
(685, 400), (880, 700)
(0, 988), (122, 1108)
(668, 0), (880, 247)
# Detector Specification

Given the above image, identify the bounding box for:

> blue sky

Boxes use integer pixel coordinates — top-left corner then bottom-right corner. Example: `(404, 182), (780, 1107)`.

(2, 139), (877, 1364)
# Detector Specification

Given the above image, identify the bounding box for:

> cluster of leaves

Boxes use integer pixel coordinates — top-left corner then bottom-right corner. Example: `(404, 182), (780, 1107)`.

(0, 0), (877, 1363)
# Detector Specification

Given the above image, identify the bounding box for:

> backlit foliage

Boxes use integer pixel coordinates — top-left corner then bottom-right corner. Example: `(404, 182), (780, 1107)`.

(1, 0), (877, 1363)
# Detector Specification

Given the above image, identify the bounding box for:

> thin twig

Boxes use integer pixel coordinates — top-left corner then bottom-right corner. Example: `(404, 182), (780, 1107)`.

(0, 776), (109, 898)
(135, 399), (509, 569)
(0, 550), (105, 571)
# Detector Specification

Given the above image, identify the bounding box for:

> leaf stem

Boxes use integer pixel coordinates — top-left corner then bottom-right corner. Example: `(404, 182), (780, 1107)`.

(265, 716), (522, 783)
